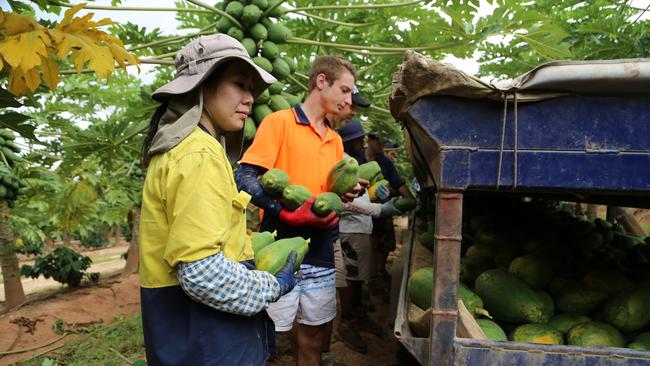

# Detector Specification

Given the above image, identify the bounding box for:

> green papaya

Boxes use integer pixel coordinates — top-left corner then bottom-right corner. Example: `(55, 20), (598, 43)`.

(227, 27), (244, 41)
(271, 58), (290, 80)
(266, 0), (286, 18)
(260, 168), (290, 197)
(260, 17), (273, 28)
(282, 185), (311, 211)
(253, 104), (273, 124)
(510, 323), (563, 345)
(628, 332), (650, 350)
(261, 41), (279, 61)
(507, 255), (553, 290)
(474, 269), (552, 324)
(548, 313), (591, 334)
(269, 94), (291, 111)
(269, 81), (284, 94)
(408, 267), (433, 310)
(249, 23), (268, 41)
(252, 0), (268, 10)
(241, 38), (257, 58)
(409, 266), (489, 317)
(0, 184), (6, 198)
(252, 230), (276, 254)
(0, 130), (15, 140)
(244, 117), (256, 141)
(476, 319), (507, 341)
(241, 4), (262, 26)
(255, 236), (310, 274)
(1, 147), (19, 165)
(252, 56), (273, 73)
(326, 157), (359, 197)
(267, 23), (291, 43)
(393, 197), (416, 212)
(255, 89), (270, 105)
(555, 286), (608, 315)
(283, 56), (297, 73)
(311, 192), (343, 217)
(603, 286), (650, 332)
(225, 1), (244, 18)
(367, 179), (388, 202)
(358, 161), (382, 182)
(216, 17), (233, 33)
(567, 322), (625, 348)
(0, 137), (5, 146)
(281, 93), (301, 106)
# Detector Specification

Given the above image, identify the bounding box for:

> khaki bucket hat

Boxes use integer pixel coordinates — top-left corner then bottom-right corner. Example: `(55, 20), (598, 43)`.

(152, 33), (277, 101)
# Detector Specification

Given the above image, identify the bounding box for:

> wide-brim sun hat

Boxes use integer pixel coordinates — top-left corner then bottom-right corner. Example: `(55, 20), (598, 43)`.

(152, 33), (277, 101)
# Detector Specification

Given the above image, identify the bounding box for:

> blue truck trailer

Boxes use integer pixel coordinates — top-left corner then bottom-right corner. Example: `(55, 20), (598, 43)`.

(390, 52), (650, 365)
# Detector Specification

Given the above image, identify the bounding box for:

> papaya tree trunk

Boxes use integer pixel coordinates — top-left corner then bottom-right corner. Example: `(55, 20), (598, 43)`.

(114, 225), (121, 247)
(63, 228), (70, 247)
(0, 201), (25, 309)
(122, 207), (140, 276)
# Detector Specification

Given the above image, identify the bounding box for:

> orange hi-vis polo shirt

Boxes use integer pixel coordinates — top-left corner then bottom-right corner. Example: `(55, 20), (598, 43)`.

(240, 105), (344, 195)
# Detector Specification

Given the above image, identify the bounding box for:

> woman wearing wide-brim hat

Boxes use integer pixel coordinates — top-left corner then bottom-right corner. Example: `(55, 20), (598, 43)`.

(139, 34), (297, 366)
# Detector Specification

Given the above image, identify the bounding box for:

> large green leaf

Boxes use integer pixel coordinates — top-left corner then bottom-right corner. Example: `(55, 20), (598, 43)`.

(0, 111), (39, 141)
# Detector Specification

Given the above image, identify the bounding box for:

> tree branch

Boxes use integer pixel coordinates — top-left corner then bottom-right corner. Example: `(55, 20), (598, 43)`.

(288, 0), (425, 12)
(288, 37), (465, 53)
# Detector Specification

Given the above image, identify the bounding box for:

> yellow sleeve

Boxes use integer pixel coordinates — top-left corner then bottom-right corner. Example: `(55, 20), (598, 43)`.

(163, 150), (233, 269)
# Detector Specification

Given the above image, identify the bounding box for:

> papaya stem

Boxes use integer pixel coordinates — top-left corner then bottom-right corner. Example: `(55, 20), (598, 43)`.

(305, 238), (311, 245)
(369, 105), (391, 114)
(474, 308), (492, 319)
(271, 230), (277, 238)
(129, 29), (216, 52)
(294, 12), (378, 27)
(288, 0), (425, 12)
(262, 0), (288, 17)
(56, 3), (213, 13)
(185, 0), (244, 30)
(288, 75), (308, 91)
(288, 37), (466, 53)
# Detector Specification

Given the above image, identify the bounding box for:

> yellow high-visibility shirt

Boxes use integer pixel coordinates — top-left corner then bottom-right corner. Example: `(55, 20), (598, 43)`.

(139, 127), (254, 288)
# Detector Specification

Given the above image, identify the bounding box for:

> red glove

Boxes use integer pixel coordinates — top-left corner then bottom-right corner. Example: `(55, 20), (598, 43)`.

(279, 197), (340, 229)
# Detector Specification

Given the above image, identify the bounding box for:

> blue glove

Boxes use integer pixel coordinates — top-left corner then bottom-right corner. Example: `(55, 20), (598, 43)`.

(380, 198), (403, 218)
(375, 183), (390, 202)
(240, 259), (256, 270)
(274, 251), (297, 296)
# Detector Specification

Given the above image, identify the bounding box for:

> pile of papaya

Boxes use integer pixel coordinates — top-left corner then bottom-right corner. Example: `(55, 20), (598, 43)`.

(0, 129), (24, 203)
(409, 197), (650, 351)
(218, 0), (301, 141)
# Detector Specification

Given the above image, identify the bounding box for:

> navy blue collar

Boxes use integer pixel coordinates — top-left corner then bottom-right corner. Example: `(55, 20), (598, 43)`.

(294, 104), (333, 129)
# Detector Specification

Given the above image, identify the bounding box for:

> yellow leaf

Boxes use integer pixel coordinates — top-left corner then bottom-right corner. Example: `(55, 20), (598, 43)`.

(17, 29), (49, 72)
(40, 55), (59, 90)
(2, 12), (38, 36)
(67, 12), (94, 32)
(56, 3), (86, 29)
(7, 69), (29, 96)
(23, 67), (40, 92)
(0, 37), (22, 68)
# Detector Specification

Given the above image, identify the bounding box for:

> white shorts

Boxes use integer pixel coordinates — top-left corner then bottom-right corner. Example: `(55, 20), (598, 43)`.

(333, 239), (347, 288)
(267, 264), (336, 331)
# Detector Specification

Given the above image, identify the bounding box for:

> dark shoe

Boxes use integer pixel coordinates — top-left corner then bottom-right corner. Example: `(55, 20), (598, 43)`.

(336, 320), (368, 354)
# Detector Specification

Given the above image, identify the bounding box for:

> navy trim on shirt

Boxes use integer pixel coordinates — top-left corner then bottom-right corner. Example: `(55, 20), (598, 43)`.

(293, 104), (333, 129)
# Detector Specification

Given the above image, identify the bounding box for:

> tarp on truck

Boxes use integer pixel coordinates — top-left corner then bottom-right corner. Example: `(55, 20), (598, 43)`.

(390, 51), (650, 120)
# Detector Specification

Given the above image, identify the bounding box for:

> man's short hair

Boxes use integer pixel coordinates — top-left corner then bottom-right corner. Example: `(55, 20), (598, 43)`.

(307, 55), (357, 92)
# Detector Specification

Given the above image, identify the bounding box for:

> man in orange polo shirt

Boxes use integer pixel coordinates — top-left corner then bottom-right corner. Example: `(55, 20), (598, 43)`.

(235, 55), (359, 365)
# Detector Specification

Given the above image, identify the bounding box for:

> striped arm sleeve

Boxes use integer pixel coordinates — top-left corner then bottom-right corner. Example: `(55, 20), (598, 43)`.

(177, 252), (281, 316)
